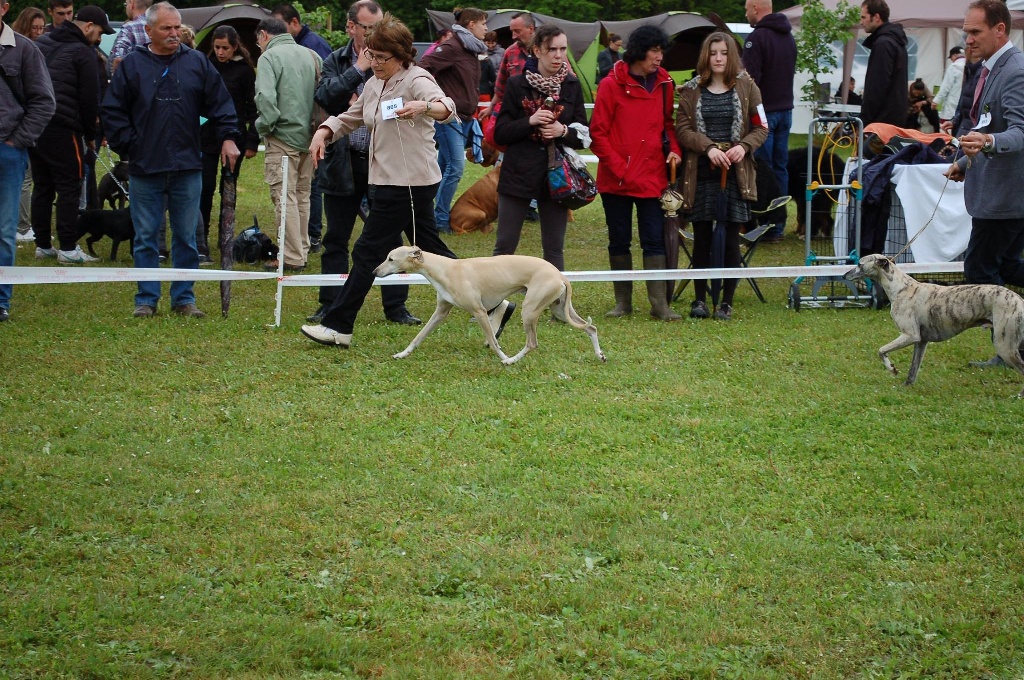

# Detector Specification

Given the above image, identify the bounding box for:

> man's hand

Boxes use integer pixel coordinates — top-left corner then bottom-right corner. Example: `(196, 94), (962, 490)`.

(220, 139), (241, 171)
(944, 162), (965, 182)
(960, 131), (988, 157)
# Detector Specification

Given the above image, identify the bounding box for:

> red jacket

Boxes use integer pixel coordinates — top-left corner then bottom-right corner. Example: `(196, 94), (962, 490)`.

(590, 61), (681, 198)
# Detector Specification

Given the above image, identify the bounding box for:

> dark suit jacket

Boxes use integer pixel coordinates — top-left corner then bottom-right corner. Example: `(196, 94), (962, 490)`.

(956, 45), (1024, 219)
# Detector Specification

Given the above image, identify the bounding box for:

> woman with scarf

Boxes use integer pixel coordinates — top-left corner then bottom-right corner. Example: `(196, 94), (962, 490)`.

(492, 24), (588, 271)
(675, 31), (767, 321)
(418, 7), (488, 234)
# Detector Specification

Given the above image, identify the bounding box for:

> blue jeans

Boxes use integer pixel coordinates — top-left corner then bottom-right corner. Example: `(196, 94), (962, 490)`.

(754, 109), (792, 237)
(129, 170), (202, 309)
(602, 193), (665, 257)
(434, 118), (467, 232)
(0, 143), (29, 311)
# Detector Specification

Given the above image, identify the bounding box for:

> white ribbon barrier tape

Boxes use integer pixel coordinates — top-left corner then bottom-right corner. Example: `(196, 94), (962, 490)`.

(1, 261), (964, 286)
(0, 267), (277, 284)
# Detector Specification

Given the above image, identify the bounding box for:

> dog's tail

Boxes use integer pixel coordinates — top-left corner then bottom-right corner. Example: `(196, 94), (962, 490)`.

(551, 280), (596, 331)
(551, 279), (606, 362)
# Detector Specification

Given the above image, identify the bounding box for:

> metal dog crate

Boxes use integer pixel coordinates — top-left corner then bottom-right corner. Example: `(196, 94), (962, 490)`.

(788, 115), (883, 310)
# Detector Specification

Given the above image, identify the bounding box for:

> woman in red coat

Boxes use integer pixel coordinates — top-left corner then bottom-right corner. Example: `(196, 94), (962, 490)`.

(590, 26), (683, 320)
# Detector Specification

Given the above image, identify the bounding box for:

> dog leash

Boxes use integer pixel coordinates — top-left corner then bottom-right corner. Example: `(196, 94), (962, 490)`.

(95, 146), (130, 198)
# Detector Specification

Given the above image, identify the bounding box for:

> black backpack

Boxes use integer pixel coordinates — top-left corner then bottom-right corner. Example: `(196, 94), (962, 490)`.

(232, 216), (279, 264)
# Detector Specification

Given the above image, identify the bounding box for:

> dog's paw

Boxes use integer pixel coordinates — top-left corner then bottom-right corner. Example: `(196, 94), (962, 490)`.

(598, 352), (607, 363)
(393, 351), (411, 360)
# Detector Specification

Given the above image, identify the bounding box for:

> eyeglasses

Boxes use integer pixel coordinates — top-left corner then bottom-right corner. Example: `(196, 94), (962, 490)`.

(363, 49), (394, 65)
(353, 21), (373, 31)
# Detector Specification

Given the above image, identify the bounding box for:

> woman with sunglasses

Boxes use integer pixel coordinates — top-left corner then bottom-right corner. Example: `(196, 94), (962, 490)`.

(301, 13), (513, 348)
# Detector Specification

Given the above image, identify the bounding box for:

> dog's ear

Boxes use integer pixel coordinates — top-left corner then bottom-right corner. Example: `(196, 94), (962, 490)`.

(411, 247), (423, 262)
(878, 257), (891, 272)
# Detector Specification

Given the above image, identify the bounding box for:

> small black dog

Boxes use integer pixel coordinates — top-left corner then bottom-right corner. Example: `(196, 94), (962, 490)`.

(75, 208), (135, 261)
(97, 161), (130, 209)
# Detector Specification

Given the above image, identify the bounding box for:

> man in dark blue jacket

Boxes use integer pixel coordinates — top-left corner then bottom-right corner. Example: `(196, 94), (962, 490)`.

(100, 1), (239, 319)
(30, 5), (111, 265)
(742, 0), (797, 243)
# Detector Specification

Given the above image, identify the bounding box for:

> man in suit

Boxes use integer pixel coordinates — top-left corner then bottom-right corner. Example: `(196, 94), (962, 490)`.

(946, 0), (1024, 367)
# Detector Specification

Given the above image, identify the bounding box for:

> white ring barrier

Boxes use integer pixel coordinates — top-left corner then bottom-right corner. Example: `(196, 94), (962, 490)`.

(1, 261), (964, 286)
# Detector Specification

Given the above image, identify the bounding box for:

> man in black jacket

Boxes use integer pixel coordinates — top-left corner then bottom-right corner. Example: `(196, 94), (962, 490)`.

(859, 0), (908, 126)
(30, 5), (111, 264)
(307, 0), (418, 326)
(595, 34), (621, 84)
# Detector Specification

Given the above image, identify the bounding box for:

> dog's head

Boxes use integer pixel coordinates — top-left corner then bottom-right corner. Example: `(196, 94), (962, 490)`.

(844, 253), (891, 283)
(375, 246), (424, 277)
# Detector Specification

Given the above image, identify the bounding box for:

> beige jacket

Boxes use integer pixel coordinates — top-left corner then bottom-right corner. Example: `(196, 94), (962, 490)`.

(675, 72), (767, 210)
(321, 64), (455, 187)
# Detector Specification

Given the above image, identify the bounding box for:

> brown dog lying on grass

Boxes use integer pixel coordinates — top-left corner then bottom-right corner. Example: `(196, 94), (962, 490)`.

(450, 167), (499, 235)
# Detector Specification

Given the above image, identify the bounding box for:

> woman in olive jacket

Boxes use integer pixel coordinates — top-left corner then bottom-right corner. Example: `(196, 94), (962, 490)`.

(675, 31), (767, 321)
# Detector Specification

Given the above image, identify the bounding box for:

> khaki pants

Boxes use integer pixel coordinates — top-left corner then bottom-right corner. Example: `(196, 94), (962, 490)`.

(264, 136), (313, 268)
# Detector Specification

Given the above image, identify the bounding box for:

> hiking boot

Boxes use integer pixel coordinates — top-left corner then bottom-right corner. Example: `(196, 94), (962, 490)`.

(171, 303), (206, 318)
(133, 304), (156, 318)
(714, 302), (733, 321)
(690, 300), (709, 319)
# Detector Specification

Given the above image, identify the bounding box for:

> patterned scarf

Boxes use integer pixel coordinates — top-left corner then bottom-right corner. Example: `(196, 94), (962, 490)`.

(525, 61), (569, 99)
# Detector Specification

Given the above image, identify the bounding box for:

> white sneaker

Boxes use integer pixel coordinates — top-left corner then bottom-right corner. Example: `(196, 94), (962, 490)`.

(16, 229), (35, 242)
(35, 246), (58, 259)
(300, 324), (351, 347)
(57, 245), (100, 264)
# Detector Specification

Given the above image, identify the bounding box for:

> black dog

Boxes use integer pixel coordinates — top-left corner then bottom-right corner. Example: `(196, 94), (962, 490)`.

(75, 208), (135, 261)
(787, 145), (843, 239)
(97, 160), (130, 209)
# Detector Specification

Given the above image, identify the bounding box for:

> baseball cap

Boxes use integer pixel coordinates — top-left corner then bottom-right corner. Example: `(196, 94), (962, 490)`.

(76, 6), (116, 34)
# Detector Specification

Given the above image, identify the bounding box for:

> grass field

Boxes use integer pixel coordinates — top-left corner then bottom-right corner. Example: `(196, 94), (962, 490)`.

(2, 158), (1023, 678)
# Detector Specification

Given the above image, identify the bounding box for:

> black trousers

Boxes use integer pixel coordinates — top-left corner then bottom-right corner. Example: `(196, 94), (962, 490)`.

(198, 151), (246, 255)
(964, 216), (1024, 286)
(321, 183), (456, 334)
(29, 129), (85, 251)
(320, 150), (407, 311)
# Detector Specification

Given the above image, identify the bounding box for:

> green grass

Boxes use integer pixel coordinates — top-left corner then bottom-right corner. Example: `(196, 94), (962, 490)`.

(2, 158), (1023, 678)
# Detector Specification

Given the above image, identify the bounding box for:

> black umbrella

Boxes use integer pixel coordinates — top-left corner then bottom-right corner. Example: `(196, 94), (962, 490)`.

(710, 166), (728, 306)
(218, 164), (237, 317)
(660, 158), (684, 303)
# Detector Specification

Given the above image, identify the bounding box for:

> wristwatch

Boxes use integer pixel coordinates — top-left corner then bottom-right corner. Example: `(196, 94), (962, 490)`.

(982, 135), (995, 153)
